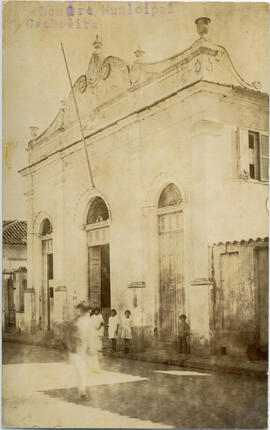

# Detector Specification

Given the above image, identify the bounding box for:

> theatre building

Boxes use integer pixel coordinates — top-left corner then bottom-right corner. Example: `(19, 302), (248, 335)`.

(20, 18), (268, 356)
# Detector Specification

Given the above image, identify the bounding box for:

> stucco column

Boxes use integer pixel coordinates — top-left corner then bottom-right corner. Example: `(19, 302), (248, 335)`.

(25, 172), (34, 291)
(127, 118), (145, 329)
(54, 157), (65, 287)
(54, 286), (67, 337)
(24, 288), (36, 334)
(188, 120), (221, 354)
(24, 172), (38, 333)
(141, 205), (159, 334)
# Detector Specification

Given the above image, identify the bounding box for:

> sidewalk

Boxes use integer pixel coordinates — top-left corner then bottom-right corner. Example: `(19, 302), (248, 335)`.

(3, 330), (267, 378)
(103, 348), (267, 378)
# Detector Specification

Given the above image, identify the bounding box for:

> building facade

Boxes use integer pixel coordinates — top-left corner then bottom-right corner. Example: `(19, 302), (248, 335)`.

(20, 18), (268, 355)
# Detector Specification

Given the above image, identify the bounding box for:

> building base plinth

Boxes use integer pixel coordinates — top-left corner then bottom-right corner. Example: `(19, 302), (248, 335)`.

(24, 288), (36, 334)
(189, 279), (213, 355)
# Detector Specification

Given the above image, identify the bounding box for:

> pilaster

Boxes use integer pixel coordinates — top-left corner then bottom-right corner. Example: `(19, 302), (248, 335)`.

(54, 156), (65, 287)
(127, 117), (145, 321)
(24, 288), (36, 334)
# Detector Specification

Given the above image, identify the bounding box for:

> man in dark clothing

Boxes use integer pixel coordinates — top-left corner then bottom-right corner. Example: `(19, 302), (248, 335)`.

(178, 314), (190, 354)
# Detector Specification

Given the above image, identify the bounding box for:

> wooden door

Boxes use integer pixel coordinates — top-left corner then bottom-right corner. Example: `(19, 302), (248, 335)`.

(101, 244), (111, 334)
(47, 253), (53, 330)
(41, 239), (53, 331)
(42, 253), (48, 330)
(7, 276), (16, 327)
(159, 212), (184, 340)
(88, 246), (101, 307)
(255, 247), (268, 347)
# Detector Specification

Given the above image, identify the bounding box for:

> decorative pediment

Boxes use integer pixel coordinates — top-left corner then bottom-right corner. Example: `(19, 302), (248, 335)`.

(29, 19), (265, 152)
(33, 108), (64, 144)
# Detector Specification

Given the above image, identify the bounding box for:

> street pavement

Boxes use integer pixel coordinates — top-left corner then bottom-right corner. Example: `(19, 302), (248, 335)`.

(2, 342), (268, 429)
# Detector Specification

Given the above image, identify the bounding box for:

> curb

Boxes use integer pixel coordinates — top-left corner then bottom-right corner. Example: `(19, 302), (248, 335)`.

(102, 350), (267, 378)
(2, 335), (65, 351)
(3, 336), (267, 378)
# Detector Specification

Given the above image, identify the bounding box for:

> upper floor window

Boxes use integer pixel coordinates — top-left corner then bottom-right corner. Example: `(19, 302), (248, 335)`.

(158, 183), (182, 208)
(86, 197), (109, 225)
(248, 131), (269, 181)
(41, 218), (53, 236)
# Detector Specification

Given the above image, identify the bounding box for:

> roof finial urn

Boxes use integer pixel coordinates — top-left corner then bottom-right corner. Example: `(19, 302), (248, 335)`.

(29, 126), (39, 139)
(195, 17), (211, 39)
(134, 46), (145, 59)
(93, 34), (103, 50)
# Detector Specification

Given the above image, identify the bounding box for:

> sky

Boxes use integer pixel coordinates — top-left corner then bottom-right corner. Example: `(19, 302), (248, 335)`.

(3, 1), (269, 220)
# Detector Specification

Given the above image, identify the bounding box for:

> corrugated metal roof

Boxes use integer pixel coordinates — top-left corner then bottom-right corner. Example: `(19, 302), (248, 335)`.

(3, 220), (27, 245)
(212, 237), (268, 247)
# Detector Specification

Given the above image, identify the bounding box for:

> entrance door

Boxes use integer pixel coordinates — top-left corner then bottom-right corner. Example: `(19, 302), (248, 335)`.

(7, 275), (16, 327)
(255, 247), (268, 348)
(88, 244), (111, 328)
(159, 212), (184, 340)
(41, 240), (53, 331)
(47, 254), (54, 330)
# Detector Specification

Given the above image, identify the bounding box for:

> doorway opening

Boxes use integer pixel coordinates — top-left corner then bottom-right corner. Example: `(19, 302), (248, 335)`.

(40, 218), (54, 331)
(157, 183), (184, 341)
(86, 197), (111, 326)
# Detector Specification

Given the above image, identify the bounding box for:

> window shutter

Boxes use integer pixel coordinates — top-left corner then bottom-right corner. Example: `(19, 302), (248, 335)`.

(260, 135), (269, 181)
(237, 128), (249, 177)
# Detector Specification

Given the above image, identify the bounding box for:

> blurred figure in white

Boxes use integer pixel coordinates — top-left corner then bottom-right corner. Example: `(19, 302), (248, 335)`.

(65, 302), (92, 398)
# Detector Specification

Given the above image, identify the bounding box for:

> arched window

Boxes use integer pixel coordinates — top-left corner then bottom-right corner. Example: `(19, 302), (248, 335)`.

(86, 197), (109, 224)
(41, 218), (53, 236)
(158, 183), (182, 208)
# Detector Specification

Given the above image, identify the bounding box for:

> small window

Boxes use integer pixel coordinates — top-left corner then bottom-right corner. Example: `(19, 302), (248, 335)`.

(248, 131), (269, 181)
(42, 218), (53, 236)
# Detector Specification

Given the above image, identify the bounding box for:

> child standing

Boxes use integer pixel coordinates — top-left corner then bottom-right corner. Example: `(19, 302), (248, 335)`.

(108, 309), (120, 352)
(91, 307), (104, 353)
(121, 310), (133, 353)
(178, 314), (190, 354)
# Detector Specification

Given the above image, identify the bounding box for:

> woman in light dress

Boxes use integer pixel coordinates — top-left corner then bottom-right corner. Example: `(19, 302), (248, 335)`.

(121, 310), (133, 353)
(108, 309), (120, 352)
(89, 307), (104, 370)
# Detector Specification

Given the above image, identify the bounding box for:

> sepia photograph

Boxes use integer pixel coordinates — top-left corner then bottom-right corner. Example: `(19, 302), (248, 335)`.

(2, 1), (269, 428)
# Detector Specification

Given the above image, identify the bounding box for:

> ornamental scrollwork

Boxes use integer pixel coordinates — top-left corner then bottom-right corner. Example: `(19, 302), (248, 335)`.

(75, 75), (87, 93)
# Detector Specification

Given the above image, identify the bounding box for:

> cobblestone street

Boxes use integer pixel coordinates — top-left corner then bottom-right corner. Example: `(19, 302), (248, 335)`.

(2, 342), (267, 428)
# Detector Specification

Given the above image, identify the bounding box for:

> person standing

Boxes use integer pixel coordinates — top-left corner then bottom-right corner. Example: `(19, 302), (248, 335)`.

(108, 309), (120, 353)
(178, 314), (190, 354)
(121, 310), (133, 353)
(91, 307), (105, 353)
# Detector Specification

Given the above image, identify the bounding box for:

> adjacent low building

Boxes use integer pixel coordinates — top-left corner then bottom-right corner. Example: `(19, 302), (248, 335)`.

(20, 18), (268, 355)
(2, 220), (27, 330)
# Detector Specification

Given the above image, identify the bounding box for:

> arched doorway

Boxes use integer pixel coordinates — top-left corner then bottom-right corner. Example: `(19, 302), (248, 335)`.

(86, 197), (111, 323)
(40, 218), (53, 330)
(157, 183), (184, 340)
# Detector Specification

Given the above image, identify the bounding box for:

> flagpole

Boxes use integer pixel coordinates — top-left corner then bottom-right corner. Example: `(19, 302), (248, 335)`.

(60, 41), (95, 188)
